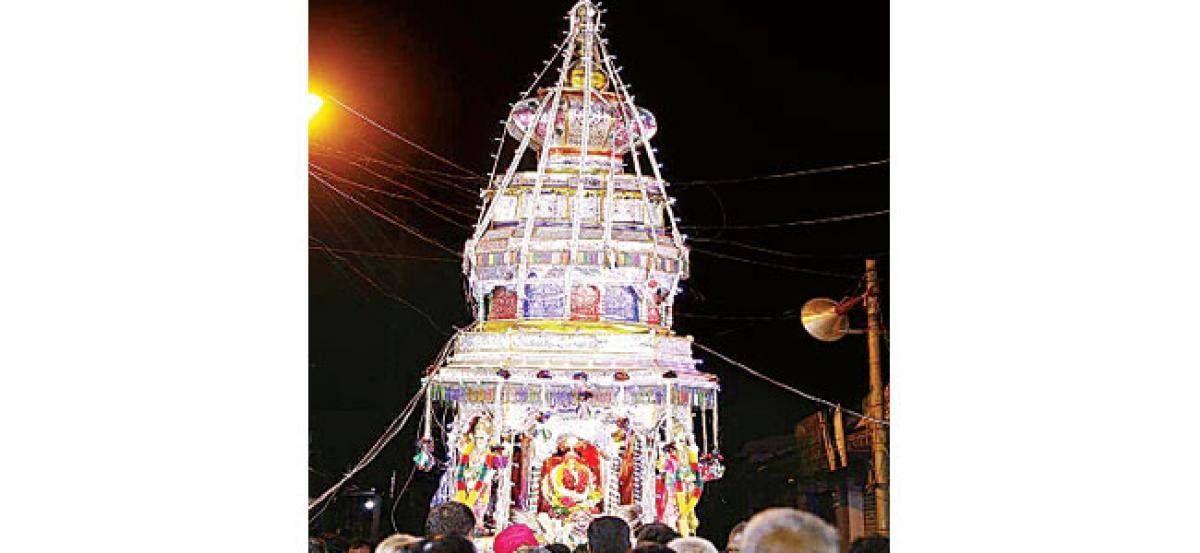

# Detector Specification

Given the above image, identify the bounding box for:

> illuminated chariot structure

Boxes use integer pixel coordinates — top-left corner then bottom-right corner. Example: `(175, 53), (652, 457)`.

(415, 2), (723, 546)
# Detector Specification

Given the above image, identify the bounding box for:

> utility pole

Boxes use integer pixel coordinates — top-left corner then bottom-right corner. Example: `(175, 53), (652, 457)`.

(800, 260), (891, 537)
(865, 259), (889, 536)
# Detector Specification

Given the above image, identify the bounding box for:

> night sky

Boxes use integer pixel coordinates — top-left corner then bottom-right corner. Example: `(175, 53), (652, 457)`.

(309, 0), (887, 544)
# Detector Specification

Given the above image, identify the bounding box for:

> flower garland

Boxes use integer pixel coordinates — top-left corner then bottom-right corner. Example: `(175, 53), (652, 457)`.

(453, 442), (504, 508)
(540, 457), (602, 516)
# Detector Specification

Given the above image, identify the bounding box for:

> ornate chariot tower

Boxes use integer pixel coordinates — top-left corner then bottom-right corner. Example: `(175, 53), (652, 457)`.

(416, 2), (723, 546)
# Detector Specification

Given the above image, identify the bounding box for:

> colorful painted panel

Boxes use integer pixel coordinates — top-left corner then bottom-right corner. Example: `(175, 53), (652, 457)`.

(611, 198), (643, 223)
(616, 252), (647, 268)
(650, 204), (666, 225)
(489, 286), (518, 320)
(576, 195), (601, 222)
(477, 251), (516, 267)
(647, 301), (660, 325)
(524, 283), (564, 319)
(530, 251), (570, 265)
(646, 289), (667, 326)
(570, 285), (601, 321)
(575, 250), (603, 266)
(603, 286), (639, 322)
(492, 194), (520, 221)
(536, 193), (568, 219)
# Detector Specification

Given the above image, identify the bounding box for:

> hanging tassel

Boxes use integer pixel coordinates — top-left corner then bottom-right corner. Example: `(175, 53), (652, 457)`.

(424, 387), (434, 441)
(712, 396), (720, 453)
(698, 396), (725, 482)
(413, 387), (436, 472)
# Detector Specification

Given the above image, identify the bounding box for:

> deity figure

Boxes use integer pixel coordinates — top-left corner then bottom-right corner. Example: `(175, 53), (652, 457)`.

(614, 419), (637, 505)
(655, 425), (703, 536)
(538, 436), (604, 518)
(453, 415), (506, 524)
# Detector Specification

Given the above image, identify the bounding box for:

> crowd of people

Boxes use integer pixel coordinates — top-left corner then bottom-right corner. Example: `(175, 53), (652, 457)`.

(310, 504), (889, 553)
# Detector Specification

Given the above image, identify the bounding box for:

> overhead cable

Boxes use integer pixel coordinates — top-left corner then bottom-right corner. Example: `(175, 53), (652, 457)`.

(307, 337), (457, 512)
(310, 171), (462, 256)
(310, 163), (473, 228)
(689, 247), (862, 279)
(674, 159), (888, 187)
(307, 245), (461, 263)
(326, 95), (480, 178)
(310, 237), (447, 334)
(682, 209), (889, 231)
(693, 341), (889, 426)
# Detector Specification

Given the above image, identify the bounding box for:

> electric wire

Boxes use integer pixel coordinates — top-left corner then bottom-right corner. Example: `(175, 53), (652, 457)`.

(389, 463), (419, 534)
(307, 376), (434, 511)
(674, 159), (889, 187)
(313, 166), (397, 259)
(310, 178), (406, 304)
(350, 144), (484, 197)
(310, 171), (462, 256)
(326, 95), (480, 177)
(343, 161), (476, 219)
(310, 162), (472, 228)
(682, 209), (889, 231)
(317, 168), (432, 306)
(308, 338), (453, 512)
(309, 493), (335, 525)
(699, 184), (729, 240)
(307, 245), (461, 263)
(310, 152), (473, 212)
(690, 247), (863, 279)
(689, 237), (888, 260)
(317, 140), (484, 198)
(350, 137), (488, 184)
(693, 341), (888, 426)
(310, 236), (447, 335)
(674, 310), (798, 321)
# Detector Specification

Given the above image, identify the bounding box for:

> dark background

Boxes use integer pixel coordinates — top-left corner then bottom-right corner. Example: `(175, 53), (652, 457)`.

(309, 0), (887, 545)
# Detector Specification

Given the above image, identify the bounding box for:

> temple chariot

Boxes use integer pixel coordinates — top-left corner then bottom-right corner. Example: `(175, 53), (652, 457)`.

(414, 2), (723, 546)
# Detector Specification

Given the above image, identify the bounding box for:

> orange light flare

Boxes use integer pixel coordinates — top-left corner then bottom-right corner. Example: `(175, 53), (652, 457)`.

(307, 92), (324, 121)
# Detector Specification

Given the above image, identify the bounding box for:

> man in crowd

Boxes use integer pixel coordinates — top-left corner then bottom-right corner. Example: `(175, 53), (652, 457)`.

(374, 533), (421, 553)
(426, 502), (478, 538)
(418, 535), (476, 553)
(633, 522), (679, 548)
(740, 508), (838, 553)
(630, 545), (670, 553)
(493, 523), (540, 553)
(667, 536), (718, 553)
(587, 516), (632, 553)
(724, 522), (747, 553)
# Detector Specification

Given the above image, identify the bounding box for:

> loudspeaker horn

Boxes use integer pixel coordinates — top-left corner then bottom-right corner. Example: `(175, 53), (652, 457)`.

(801, 297), (851, 342)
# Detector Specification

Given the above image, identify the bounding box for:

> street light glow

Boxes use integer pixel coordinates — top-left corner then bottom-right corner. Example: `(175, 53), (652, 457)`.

(307, 93), (323, 120)
(363, 499), (376, 510)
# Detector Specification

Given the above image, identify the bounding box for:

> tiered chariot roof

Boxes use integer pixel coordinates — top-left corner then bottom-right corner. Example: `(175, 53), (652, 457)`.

(438, 0), (715, 396)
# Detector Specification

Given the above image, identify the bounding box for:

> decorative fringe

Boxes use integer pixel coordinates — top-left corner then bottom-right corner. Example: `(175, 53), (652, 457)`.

(430, 381), (717, 407)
